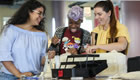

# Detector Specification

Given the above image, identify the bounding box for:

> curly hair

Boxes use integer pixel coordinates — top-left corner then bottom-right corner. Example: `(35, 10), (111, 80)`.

(6, 0), (46, 31)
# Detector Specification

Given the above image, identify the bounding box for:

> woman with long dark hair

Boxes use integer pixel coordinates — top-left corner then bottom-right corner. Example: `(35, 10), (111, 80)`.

(0, 0), (47, 79)
(86, 0), (130, 54)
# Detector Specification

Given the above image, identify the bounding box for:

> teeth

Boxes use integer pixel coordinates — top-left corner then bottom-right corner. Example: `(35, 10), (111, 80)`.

(71, 29), (77, 32)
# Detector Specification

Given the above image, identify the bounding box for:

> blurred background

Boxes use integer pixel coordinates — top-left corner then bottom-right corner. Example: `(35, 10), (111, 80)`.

(0, 0), (140, 58)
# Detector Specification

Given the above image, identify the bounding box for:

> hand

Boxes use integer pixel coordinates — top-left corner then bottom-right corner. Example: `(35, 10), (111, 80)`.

(48, 50), (56, 59)
(67, 48), (77, 55)
(51, 35), (60, 45)
(86, 45), (99, 54)
(16, 72), (33, 78)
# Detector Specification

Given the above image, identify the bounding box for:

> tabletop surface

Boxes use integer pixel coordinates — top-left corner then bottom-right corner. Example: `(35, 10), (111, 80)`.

(43, 77), (131, 80)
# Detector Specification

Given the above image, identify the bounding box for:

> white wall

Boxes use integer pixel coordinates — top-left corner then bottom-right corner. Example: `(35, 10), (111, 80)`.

(121, 1), (140, 57)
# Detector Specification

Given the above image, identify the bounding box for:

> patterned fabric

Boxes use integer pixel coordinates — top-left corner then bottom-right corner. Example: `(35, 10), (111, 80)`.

(60, 28), (81, 54)
(49, 27), (91, 54)
(68, 5), (83, 21)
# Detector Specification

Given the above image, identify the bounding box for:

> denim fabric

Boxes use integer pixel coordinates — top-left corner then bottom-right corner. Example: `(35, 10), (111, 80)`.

(0, 72), (19, 80)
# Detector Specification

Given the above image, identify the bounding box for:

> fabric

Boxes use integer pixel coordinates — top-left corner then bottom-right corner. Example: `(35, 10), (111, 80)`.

(68, 5), (83, 21)
(0, 72), (18, 80)
(127, 56), (140, 72)
(60, 28), (81, 54)
(0, 24), (48, 75)
(92, 21), (130, 54)
(95, 51), (127, 76)
(110, 71), (140, 79)
(49, 27), (91, 54)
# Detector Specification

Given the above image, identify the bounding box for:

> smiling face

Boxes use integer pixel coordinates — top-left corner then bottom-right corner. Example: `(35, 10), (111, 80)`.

(68, 18), (82, 33)
(94, 7), (111, 26)
(28, 7), (44, 26)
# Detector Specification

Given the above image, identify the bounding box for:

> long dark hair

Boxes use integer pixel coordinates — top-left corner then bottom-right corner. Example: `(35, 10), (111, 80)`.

(94, 0), (117, 43)
(5, 0), (46, 32)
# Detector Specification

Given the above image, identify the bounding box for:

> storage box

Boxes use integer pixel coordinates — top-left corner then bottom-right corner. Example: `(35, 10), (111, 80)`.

(52, 54), (108, 79)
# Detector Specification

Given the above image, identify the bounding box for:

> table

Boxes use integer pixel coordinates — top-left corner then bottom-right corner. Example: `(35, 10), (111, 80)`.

(42, 77), (127, 80)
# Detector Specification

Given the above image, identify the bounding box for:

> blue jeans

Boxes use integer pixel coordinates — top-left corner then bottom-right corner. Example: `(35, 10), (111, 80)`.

(0, 72), (19, 80)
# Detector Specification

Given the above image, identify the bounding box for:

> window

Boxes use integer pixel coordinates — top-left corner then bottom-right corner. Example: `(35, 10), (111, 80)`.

(3, 17), (10, 25)
(81, 17), (93, 32)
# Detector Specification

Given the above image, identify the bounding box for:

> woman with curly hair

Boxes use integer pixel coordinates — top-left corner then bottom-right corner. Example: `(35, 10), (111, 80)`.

(0, 0), (47, 79)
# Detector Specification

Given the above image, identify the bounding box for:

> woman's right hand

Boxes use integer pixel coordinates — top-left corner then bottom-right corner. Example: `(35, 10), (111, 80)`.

(2, 61), (33, 79)
(86, 45), (98, 54)
(51, 35), (60, 45)
(16, 72), (33, 78)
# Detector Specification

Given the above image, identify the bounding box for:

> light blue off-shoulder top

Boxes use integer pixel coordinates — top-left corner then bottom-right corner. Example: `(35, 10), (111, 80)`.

(0, 24), (48, 75)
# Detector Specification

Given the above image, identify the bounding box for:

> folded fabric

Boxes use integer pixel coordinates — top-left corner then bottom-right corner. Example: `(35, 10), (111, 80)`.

(110, 71), (140, 79)
(95, 50), (127, 76)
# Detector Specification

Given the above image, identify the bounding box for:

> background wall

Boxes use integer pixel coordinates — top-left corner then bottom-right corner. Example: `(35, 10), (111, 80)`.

(0, 6), (16, 30)
(121, 1), (140, 57)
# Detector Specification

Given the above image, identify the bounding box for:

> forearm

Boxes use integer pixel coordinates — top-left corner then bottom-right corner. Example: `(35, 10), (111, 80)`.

(2, 61), (21, 78)
(97, 42), (127, 52)
(41, 56), (46, 66)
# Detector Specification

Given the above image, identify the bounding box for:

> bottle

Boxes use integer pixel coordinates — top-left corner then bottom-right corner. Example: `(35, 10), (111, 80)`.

(55, 55), (60, 69)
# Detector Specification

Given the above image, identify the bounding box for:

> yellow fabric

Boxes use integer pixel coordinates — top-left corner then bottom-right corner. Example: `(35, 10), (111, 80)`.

(92, 21), (130, 53)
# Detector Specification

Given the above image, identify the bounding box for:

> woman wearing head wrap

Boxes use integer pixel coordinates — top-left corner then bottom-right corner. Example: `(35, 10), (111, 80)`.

(86, 0), (130, 54)
(48, 5), (91, 58)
